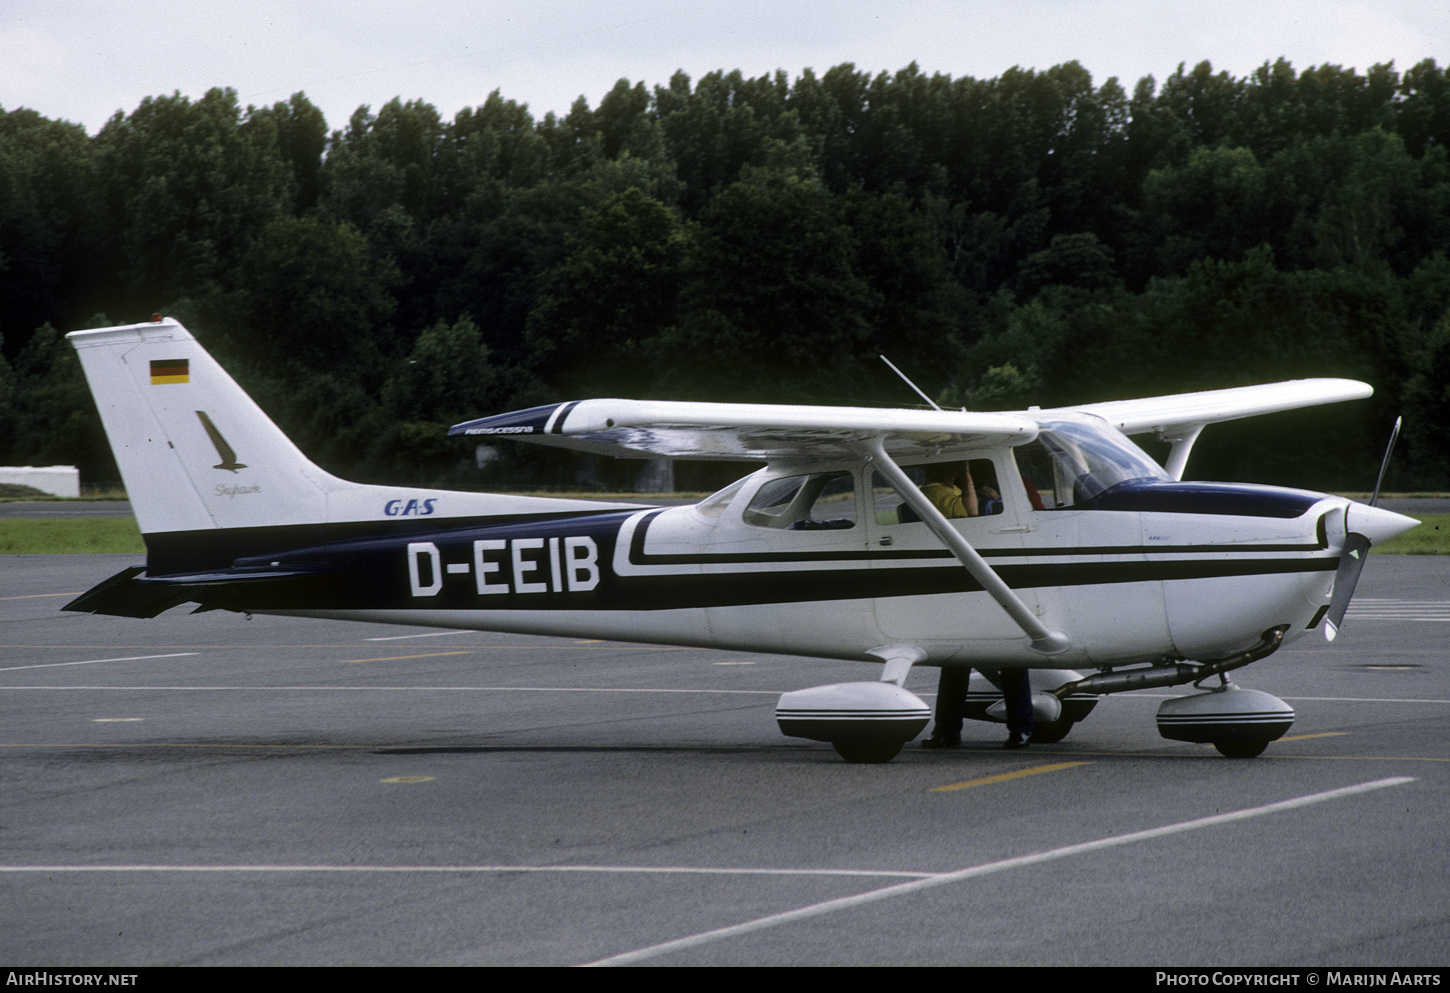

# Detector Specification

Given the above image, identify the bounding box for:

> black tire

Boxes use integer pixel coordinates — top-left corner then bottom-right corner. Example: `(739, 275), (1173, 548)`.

(1028, 718), (1074, 744)
(832, 740), (904, 764)
(1214, 739), (1269, 759)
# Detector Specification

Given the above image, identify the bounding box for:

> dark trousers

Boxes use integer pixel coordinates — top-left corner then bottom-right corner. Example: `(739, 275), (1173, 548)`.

(933, 667), (1034, 737)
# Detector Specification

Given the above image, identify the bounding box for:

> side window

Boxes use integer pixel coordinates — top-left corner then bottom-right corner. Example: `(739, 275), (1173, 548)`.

(873, 459), (1004, 525)
(743, 471), (857, 530)
(1013, 441), (1059, 509)
(871, 465), (927, 525)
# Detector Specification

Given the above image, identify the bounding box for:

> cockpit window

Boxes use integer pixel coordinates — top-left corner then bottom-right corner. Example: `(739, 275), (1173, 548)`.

(743, 471), (857, 530)
(872, 459), (1004, 524)
(1016, 417), (1168, 508)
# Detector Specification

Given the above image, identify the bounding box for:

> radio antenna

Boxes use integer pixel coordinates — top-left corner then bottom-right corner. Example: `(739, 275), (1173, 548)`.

(879, 355), (942, 411)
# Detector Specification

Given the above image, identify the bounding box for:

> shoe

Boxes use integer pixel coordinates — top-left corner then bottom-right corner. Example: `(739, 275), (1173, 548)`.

(1003, 732), (1031, 750)
(921, 732), (961, 749)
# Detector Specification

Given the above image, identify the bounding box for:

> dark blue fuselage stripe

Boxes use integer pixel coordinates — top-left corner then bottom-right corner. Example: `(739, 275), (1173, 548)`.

(551, 401), (583, 433)
(625, 507), (1325, 567)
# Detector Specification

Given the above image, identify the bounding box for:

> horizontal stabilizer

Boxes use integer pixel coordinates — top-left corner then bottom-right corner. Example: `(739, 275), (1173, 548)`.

(64, 566), (194, 619)
(64, 564), (336, 619)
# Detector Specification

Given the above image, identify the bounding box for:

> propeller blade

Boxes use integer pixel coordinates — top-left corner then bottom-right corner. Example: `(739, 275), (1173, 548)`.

(1324, 532), (1371, 642)
(1326, 418), (1413, 641)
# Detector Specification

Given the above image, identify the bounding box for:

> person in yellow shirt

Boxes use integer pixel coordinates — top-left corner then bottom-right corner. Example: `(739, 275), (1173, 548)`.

(919, 460), (978, 519)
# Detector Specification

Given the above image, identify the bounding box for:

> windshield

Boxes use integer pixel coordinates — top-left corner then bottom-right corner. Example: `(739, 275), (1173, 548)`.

(1016, 417), (1168, 508)
(695, 475), (750, 519)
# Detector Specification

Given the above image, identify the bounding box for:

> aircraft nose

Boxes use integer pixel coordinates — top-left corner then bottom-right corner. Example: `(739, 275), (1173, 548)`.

(1346, 503), (1419, 546)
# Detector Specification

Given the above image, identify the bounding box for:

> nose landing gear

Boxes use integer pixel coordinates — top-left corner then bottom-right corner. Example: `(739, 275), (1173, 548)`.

(1155, 679), (1295, 758)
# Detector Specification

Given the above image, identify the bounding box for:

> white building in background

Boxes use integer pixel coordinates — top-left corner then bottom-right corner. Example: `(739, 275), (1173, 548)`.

(0, 466), (80, 498)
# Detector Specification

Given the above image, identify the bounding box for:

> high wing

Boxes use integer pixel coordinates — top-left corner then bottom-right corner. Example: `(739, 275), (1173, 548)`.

(450, 379), (1371, 476)
(1055, 378), (1372, 436)
(450, 399), (1038, 462)
(1046, 378), (1373, 479)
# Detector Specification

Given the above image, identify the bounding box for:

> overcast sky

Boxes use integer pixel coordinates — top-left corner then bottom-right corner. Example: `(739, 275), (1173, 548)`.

(3, 1), (1446, 135)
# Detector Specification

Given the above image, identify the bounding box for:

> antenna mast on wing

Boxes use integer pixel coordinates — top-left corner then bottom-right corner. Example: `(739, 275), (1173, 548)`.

(879, 355), (944, 411)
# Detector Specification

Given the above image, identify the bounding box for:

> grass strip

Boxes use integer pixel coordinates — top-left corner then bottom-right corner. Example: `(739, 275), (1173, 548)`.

(0, 518), (145, 554)
(1373, 512), (1449, 554)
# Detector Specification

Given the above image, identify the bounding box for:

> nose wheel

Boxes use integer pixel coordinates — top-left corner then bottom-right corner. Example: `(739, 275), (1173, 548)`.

(1214, 738), (1270, 758)
(832, 741), (905, 764)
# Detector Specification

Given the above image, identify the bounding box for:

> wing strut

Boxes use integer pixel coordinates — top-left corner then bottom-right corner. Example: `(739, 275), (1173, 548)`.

(857, 438), (1071, 655)
(1160, 424), (1204, 480)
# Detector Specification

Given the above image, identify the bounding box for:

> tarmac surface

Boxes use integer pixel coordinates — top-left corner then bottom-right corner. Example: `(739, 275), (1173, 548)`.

(1, 553), (1446, 966)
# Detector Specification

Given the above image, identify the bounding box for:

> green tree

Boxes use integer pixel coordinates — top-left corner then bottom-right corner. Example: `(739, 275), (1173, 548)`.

(657, 170), (874, 400)
(5, 323), (111, 479)
(0, 108), (101, 355)
(247, 92), (328, 214)
(1137, 145), (1271, 275)
(240, 216), (400, 375)
(525, 188), (686, 396)
(383, 315), (499, 424)
(96, 88), (291, 304)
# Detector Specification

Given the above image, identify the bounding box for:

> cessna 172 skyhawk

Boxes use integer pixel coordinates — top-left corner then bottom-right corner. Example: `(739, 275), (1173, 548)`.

(64, 318), (1418, 762)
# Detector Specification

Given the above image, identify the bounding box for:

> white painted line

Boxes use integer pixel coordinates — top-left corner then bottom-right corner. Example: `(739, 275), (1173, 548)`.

(364, 630), (472, 642)
(1107, 693), (1450, 705)
(0, 684), (779, 695)
(1278, 696), (1450, 704)
(0, 653), (198, 673)
(0, 863), (930, 880)
(583, 776), (1416, 967)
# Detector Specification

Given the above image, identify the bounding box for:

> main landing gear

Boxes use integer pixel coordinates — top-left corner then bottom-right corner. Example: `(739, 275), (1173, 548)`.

(775, 680), (932, 764)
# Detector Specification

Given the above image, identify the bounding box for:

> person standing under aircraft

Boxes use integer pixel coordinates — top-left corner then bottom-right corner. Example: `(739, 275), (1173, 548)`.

(918, 461), (1033, 750)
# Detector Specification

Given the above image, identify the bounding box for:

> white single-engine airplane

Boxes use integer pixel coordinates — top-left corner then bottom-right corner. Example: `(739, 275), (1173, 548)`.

(65, 318), (1418, 762)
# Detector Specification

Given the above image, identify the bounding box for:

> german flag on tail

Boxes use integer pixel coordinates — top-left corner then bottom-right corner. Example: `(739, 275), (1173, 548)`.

(150, 358), (188, 385)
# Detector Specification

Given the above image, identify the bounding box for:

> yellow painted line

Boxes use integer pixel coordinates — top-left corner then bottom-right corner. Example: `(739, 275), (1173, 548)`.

(931, 761), (1091, 792)
(1277, 754), (1450, 763)
(337, 651), (472, 664)
(1199, 731), (1352, 748)
(0, 592), (82, 601)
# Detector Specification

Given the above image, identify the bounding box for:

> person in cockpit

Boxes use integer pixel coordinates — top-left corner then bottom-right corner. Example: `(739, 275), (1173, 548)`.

(920, 460), (978, 518)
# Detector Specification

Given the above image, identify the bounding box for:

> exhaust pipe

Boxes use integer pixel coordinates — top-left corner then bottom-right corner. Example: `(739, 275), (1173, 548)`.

(1050, 626), (1287, 700)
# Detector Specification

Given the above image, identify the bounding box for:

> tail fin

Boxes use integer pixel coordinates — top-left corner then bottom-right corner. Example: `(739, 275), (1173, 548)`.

(68, 319), (638, 552)
(68, 319), (339, 535)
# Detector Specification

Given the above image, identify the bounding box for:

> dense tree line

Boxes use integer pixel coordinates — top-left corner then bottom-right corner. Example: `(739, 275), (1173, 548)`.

(2, 57), (1449, 491)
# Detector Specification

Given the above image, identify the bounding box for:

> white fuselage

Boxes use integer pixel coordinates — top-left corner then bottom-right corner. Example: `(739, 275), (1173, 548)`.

(272, 461), (1349, 671)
